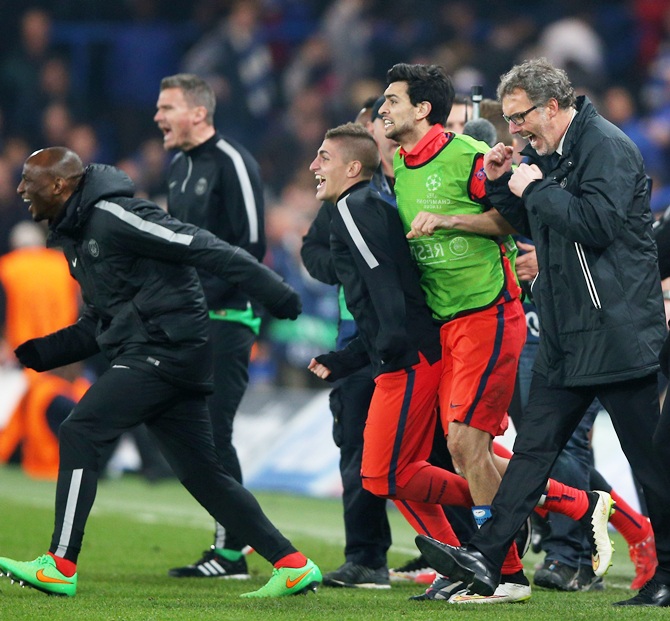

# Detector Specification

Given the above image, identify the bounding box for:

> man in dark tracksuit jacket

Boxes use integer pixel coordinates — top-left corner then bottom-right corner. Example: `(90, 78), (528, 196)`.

(155, 73), (265, 578)
(0, 147), (322, 598)
(307, 126), (493, 597)
(417, 58), (670, 607)
(301, 201), (391, 588)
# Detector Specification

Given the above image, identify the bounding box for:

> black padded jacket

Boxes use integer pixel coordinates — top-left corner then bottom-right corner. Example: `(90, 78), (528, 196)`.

(33, 164), (298, 392)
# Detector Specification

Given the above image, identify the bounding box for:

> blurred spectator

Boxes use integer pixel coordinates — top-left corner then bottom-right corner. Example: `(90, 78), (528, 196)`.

(0, 361), (90, 480)
(535, 11), (607, 91)
(103, 0), (195, 157)
(320, 0), (374, 115)
(0, 221), (86, 480)
(0, 221), (80, 354)
(282, 34), (336, 101)
(480, 98), (513, 147)
(2, 136), (31, 180)
(0, 8), (61, 144)
(445, 94), (472, 134)
(38, 56), (81, 118)
(114, 137), (172, 208)
(257, 85), (332, 196)
(0, 156), (31, 256)
(40, 101), (75, 148)
(602, 85), (669, 179)
(261, 179), (338, 387)
(65, 123), (108, 165)
(635, 0), (670, 70)
(181, 0), (276, 152)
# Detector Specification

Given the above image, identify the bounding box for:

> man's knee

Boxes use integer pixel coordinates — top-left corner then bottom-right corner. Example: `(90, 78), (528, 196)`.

(361, 475), (391, 498)
(58, 418), (105, 469)
(447, 423), (491, 471)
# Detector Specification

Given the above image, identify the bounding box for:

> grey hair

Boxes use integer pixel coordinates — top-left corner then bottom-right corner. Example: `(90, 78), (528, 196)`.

(160, 73), (216, 124)
(497, 58), (576, 110)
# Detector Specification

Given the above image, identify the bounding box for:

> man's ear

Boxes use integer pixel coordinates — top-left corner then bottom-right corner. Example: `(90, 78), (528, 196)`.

(347, 160), (363, 178)
(545, 98), (559, 118)
(193, 105), (208, 124)
(52, 176), (67, 195)
(416, 100), (432, 122)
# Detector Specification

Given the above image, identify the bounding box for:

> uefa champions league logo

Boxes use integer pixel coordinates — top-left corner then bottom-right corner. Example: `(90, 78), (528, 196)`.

(449, 237), (469, 256)
(425, 174), (441, 192)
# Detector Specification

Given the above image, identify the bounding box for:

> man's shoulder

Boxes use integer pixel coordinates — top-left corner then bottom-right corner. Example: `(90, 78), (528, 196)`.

(212, 134), (257, 164)
(339, 184), (387, 209)
(442, 133), (487, 157)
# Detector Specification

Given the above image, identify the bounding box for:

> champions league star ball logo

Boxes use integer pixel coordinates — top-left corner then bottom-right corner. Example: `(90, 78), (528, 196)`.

(425, 174), (441, 192)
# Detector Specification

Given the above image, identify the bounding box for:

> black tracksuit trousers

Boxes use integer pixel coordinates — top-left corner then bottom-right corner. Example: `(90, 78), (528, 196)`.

(208, 319), (256, 551)
(471, 372), (670, 585)
(49, 365), (294, 564)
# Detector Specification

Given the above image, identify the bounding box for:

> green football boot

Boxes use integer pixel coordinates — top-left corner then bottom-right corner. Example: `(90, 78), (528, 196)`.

(0, 554), (77, 597)
(240, 559), (321, 598)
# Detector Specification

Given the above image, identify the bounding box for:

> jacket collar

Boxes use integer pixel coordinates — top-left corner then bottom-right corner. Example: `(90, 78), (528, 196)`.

(184, 132), (220, 157)
(336, 180), (370, 203)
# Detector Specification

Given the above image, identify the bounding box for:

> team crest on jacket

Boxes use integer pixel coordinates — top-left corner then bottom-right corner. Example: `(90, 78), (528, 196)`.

(87, 239), (100, 257)
(195, 177), (208, 196)
(425, 174), (441, 192)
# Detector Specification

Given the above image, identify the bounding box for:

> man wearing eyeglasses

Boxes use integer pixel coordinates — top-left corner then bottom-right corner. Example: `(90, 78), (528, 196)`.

(416, 57), (670, 608)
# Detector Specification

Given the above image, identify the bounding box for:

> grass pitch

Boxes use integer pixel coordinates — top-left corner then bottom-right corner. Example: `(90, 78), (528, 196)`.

(0, 465), (663, 620)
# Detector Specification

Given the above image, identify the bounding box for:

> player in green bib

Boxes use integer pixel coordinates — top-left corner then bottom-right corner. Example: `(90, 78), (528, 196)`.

(378, 63), (529, 599)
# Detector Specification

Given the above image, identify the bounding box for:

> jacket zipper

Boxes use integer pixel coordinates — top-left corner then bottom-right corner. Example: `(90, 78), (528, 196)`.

(180, 156), (193, 193)
(574, 242), (601, 309)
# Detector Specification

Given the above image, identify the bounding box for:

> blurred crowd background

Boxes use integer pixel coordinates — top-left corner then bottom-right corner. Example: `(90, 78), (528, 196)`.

(2, 0), (670, 388)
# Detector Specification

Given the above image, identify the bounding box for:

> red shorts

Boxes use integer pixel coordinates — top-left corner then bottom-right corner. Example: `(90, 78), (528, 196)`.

(361, 354), (442, 496)
(438, 298), (526, 437)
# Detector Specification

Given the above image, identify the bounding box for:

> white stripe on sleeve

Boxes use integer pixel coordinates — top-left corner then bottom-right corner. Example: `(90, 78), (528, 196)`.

(216, 139), (259, 244)
(337, 196), (379, 269)
(95, 200), (194, 245)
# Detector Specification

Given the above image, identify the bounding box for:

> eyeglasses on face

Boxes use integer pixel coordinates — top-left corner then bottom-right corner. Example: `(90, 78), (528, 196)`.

(502, 105), (537, 126)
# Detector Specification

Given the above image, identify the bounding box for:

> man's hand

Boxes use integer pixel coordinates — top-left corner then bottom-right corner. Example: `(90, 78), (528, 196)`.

(308, 357), (331, 380)
(515, 241), (538, 282)
(14, 339), (46, 371)
(484, 142), (514, 180)
(509, 163), (543, 197)
(269, 289), (302, 320)
(407, 212), (453, 239)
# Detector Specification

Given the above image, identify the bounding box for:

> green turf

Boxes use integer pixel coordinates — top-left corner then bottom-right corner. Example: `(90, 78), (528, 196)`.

(0, 465), (663, 620)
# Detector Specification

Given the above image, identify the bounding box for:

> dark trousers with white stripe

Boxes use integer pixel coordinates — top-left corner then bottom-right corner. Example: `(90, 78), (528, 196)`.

(50, 365), (295, 565)
(470, 372), (670, 585)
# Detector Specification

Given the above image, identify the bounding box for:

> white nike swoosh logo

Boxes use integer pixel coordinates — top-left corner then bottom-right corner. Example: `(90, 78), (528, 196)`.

(72, 258), (77, 267)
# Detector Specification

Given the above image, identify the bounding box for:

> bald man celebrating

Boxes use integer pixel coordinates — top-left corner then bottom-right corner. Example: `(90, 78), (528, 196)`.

(0, 147), (321, 598)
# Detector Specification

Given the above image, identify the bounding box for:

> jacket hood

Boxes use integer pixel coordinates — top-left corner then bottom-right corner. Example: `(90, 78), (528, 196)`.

(51, 164), (135, 235)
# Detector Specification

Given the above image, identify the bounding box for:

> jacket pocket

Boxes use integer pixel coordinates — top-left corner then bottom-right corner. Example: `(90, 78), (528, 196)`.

(97, 301), (151, 348)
